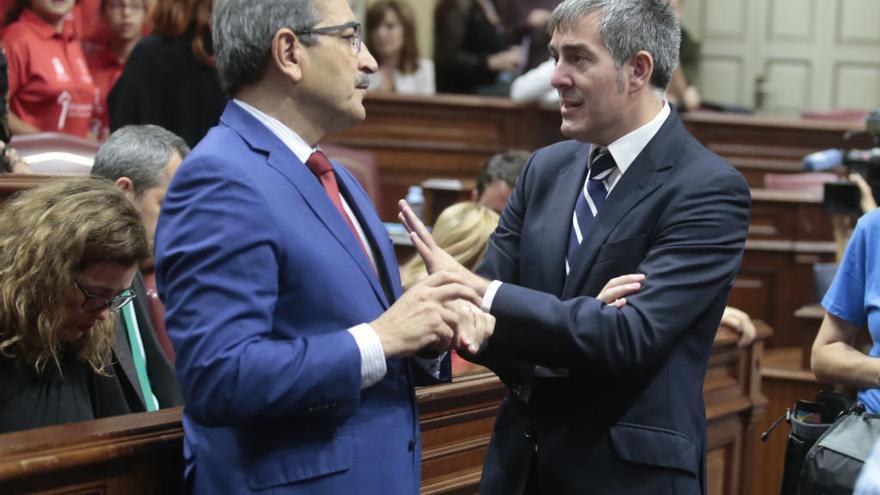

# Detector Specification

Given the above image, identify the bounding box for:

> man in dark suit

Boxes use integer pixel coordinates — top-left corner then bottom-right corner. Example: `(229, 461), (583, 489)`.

(153, 0), (492, 493)
(91, 124), (188, 412)
(401, 0), (751, 493)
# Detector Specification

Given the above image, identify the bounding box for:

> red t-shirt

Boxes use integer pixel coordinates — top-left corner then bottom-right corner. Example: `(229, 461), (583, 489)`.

(73, 0), (112, 46)
(3, 9), (98, 138)
(85, 45), (123, 140)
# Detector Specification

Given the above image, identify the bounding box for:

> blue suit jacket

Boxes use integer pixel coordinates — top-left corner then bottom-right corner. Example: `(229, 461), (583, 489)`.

(155, 102), (433, 494)
(472, 109), (751, 495)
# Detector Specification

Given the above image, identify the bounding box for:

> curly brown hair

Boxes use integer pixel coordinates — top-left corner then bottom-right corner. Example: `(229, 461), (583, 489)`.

(0, 176), (149, 374)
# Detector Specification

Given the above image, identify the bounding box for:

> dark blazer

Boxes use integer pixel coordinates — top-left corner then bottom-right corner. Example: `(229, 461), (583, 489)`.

(110, 272), (182, 411)
(108, 35), (227, 148)
(473, 109), (751, 495)
(155, 102), (444, 494)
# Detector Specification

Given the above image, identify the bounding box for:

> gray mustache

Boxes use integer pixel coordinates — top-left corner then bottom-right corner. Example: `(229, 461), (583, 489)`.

(355, 75), (370, 89)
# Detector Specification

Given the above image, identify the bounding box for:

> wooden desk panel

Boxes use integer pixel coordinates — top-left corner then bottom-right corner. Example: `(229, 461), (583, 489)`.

(0, 325), (769, 495)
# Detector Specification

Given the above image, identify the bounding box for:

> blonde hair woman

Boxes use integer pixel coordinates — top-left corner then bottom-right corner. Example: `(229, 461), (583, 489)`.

(0, 176), (149, 432)
(401, 201), (500, 291)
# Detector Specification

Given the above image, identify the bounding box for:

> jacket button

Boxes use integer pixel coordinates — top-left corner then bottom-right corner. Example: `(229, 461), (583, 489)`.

(513, 385), (523, 397)
(408, 438), (416, 451)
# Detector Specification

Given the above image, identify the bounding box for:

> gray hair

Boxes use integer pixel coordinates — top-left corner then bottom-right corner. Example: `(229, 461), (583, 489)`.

(213, 0), (323, 95)
(548, 0), (680, 90)
(476, 150), (531, 197)
(91, 125), (190, 195)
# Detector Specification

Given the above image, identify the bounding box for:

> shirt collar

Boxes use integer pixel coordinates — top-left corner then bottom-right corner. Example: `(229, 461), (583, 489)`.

(20, 9), (74, 41)
(596, 101), (670, 176)
(233, 99), (316, 164)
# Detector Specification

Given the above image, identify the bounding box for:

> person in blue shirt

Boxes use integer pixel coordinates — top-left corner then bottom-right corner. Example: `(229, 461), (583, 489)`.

(812, 206), (880, 412)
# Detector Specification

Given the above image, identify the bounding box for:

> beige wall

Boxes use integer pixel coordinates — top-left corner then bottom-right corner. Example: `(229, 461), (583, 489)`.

(365, 0), (438, 59)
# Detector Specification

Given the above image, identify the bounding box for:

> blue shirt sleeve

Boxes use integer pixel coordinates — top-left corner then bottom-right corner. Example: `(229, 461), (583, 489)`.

(822, 212), (873, 327)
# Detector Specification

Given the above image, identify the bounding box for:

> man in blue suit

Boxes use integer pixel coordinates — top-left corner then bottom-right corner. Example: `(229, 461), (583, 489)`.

(401, 0), (751, 493)
(154, 0), (493, 493)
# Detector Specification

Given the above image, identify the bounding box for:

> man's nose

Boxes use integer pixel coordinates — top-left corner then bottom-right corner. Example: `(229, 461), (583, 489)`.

(359, 44), (378, 74)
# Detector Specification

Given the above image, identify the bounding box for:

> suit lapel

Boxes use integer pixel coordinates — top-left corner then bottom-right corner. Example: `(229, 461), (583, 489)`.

(561, 111), (685, 299)
(542, 145), (590, 296)
(336, 168), (399, 305)
(111, 318), (146, 409)
(220, 103), (391, 307)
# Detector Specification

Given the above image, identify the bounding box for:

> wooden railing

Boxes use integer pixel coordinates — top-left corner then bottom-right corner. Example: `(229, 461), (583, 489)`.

(0, 324), (769, 495)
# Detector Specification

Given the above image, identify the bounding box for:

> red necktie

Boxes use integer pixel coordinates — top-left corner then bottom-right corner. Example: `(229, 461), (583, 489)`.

(305, 151), (377, 274)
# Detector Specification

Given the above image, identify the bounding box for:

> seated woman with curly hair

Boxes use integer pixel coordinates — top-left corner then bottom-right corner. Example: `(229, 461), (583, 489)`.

(0, 176), (149, 433)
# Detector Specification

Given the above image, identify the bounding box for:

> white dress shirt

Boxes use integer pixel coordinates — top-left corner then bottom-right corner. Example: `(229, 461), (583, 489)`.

(481, 102), (672, 316)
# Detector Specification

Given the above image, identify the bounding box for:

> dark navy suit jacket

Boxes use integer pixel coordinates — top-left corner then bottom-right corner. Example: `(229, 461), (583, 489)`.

(155, 102), (440, 494)
(473, 109), (751, 495)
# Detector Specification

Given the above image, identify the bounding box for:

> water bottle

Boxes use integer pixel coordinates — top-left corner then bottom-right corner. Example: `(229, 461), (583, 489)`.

(405, 186), (425, 222)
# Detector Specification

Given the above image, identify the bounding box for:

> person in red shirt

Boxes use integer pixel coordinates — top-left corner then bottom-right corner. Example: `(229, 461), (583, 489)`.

(85, 0), (148, 140)
(3, 0), (98, 139)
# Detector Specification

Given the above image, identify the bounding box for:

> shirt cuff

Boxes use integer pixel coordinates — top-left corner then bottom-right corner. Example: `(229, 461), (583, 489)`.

(481, 280), (503, 312)
(411, 352), (447, 380)
(348, 323), (387, 389)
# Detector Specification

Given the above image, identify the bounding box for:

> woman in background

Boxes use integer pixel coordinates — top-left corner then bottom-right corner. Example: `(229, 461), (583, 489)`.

(812, 205), (880, 412)
(85, 0), (150, 140)
(3, 0), (98, 139)
(433, 0), (523, 95)
(108, 0), (225, 148)
(0, 176), (150, 432)
(365, 0), (434, 95)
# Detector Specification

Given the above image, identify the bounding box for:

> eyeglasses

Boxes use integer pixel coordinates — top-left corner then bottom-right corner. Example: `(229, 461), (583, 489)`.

(295, 21), (363, 55)
(107, 1), (145, 12)
(73, 278), (136, 312)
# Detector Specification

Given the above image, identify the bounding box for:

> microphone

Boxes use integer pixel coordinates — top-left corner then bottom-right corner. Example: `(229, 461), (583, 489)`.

(803, 149), (843, 171)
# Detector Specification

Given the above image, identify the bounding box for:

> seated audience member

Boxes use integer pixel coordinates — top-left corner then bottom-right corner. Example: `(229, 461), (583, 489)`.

(434, 0), (524, 95)
(812, 203), (880, 412)
(91, 124), (189, 389)
(365, 0), (434, 95)
(401, 201), (500, 291)
(495, 0), (559, 72)
(3, 0), (98, 139)
(510, 56), (556, 105)
(0, 176), (150, 433)
(85, 0), (149, 140)
(109, 0), (226, 148)
(473, 149), (530, 213)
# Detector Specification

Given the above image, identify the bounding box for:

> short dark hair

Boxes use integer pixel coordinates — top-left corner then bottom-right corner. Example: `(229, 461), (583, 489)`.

(476, 150), (531, 198)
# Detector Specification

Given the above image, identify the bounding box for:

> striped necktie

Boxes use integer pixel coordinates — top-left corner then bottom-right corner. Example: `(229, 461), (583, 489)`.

(565, 148), (616, 275)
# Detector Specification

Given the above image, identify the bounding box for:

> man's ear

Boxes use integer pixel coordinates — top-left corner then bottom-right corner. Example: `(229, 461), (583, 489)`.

(114, 177), (136, 200)
(271, 28), (304, 83)
(627, 50), (654, 93)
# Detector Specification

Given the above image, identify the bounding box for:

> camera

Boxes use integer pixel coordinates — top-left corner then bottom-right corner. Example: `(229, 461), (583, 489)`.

(822, 109), (880, 215)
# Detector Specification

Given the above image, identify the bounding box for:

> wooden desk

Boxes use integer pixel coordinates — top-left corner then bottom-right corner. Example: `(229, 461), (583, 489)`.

(0, 323), (770, 495)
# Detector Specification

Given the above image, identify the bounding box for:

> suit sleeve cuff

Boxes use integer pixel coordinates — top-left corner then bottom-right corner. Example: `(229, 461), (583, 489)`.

(348, 323), (387, 389)
(481, 280), (503, 313)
